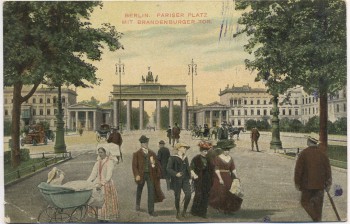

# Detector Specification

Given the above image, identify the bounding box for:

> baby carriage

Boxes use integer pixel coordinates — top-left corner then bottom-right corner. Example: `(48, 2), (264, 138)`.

(37, 182), (97, 222)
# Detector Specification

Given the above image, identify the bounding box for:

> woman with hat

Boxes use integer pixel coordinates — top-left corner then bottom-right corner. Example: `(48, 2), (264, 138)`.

(190, 141), (213, 218)
(208, 140), (243, 214)
(87, 147), (119, 222)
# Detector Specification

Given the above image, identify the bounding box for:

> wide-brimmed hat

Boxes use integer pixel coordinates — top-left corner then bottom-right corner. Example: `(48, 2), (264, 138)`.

(307, 136), (319, 145)
(174, 143), (190, 151)
(139, 135), (149, 143)
(159, 140), (165, 144)
(215, 139), (235, 150)
(198, 140), (213, 151)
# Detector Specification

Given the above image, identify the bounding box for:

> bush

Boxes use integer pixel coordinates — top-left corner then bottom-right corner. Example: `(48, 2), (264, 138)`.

(4, 148), (30, 164)
(4, 120), (12, 136)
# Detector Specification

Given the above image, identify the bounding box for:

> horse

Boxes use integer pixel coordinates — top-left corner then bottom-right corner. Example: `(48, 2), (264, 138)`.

(229, 127), (246, 140)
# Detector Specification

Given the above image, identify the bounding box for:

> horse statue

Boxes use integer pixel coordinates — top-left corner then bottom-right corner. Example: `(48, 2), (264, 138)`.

(229, 127), (246, 140)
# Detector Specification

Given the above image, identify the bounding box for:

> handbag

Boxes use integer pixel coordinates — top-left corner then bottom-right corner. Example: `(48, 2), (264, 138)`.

(88, 188), (105, 208)
(229, 179), (244, 198)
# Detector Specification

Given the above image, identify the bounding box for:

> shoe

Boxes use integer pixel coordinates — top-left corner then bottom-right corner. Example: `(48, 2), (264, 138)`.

(135, 205), (140, 211)
(149, 212), (158, 217)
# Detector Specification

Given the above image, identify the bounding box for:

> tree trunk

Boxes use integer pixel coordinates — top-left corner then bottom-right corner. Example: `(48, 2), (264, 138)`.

(11, 83), (23, 168)
(319, 90), (328, 153)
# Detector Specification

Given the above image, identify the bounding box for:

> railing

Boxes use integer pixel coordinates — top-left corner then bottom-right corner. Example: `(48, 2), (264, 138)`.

(4, 152), (72, 185)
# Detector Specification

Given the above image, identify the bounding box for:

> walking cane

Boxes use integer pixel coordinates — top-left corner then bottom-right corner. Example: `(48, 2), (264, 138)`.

(326, 189), (341, 221)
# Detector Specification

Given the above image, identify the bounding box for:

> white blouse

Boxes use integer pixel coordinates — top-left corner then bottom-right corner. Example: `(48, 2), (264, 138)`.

(87, 157), (114, 186)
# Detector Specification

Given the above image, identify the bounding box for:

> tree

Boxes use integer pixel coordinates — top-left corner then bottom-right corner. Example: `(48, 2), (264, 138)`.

(245, 119), (257, 131)
(234, 0), (346, 152)
(4, 2), (123, 167)
(154, 105), (182, 129)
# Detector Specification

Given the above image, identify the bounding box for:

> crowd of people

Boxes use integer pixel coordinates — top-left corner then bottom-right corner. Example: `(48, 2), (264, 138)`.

(47, 122), (332, 223)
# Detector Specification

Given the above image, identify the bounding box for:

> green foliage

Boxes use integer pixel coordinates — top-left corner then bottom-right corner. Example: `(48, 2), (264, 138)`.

(4, 148), (30, 164)
(79, 97), (101, 107)
(245, 119), (256, 130)
(130, 107), (150, 130)
(304, 116), (320, 133)
(256, 119), (271, 131)
(154, 105), (182, 129)
(332, 117), (347, 135)
(279, 118), (304, 133)
(4, 120), (12, 136)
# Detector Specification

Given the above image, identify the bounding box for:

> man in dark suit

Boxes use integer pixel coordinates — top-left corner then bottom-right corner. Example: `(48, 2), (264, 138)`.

(294, 136), (332, 222)
(132, 135), (164, 216)
(157, 140), (171, 190)
(167, 142), (192, 219)
(250, 127), (260, 152)
(217, 122), (229, 140)
(171, 123), (181, 147)
(107, 128), (123, 162)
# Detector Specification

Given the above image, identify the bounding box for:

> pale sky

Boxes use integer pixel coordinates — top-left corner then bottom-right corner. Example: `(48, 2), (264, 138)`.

(77, 1), (265, 110)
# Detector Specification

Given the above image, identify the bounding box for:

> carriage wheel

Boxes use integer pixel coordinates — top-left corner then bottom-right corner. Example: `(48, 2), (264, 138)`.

(38, 206), (70, 223)
(96, 134), (101, 142)
(70, 205), (97, 222)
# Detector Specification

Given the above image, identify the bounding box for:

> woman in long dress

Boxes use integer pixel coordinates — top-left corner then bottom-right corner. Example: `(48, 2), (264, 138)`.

(209, 141), (242, 214)
(87, 147), (119, 222)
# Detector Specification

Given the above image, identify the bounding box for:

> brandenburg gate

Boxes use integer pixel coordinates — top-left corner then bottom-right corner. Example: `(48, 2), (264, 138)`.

(111, 69), (188, 130)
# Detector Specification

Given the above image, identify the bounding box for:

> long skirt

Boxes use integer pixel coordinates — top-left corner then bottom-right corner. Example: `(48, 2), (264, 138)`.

(90, 180), (119, 221)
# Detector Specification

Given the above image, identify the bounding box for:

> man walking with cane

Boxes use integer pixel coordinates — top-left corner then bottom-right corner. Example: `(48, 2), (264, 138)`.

(294, 136), (332, 222)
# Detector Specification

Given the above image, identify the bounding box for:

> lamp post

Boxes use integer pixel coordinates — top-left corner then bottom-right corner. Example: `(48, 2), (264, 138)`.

(115, 58), (125, 133)
(54, 85), (67, 153)
(65, 101), (68, 135)
(188, 58), (197, 129)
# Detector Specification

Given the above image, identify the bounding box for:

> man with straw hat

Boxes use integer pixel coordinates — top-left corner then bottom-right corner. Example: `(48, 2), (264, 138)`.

(294, 136), (332, 221)
(167, 142), (192, 219)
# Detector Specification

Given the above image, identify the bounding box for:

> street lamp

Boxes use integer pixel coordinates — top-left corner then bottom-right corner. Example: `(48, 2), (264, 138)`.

(188, 58), (197, 129)
(54, 84), (67, 153)
(115, 58), (125, 133)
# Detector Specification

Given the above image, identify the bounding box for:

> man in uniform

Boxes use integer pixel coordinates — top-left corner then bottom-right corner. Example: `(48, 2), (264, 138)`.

(132, 135), (164, 216)
(250, 127), (260, 152)
(294, 137), (332, 222)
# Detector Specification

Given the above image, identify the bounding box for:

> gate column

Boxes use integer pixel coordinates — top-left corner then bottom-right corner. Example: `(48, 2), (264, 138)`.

(113, 100), (118, 127)
(181, 99), (187, 129)
(126, 100), (131, 130)
(156, 100), (161, 130)
(139, 99), (144, 130)
(169, 99), (174, 127)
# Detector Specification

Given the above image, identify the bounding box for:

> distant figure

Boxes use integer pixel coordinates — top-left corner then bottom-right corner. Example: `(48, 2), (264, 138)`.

(107, 128), (123, 163)
(132, 135), (164, 217)
(294, 137), (332, 222)
(217, 122), (229, 140)
(166, 126), (172, 144)
(157, 140), (171, 191)
(250, 127), (260, 152)
(171, 123), (181, 147)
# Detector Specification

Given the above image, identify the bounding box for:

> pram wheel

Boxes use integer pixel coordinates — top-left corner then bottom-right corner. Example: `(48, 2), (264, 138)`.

(37, 206), (70, 223)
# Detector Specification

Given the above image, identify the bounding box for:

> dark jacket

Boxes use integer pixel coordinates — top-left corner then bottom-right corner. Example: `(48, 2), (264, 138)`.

(167, 155), (191, 190)
(157, 146), (170, 179)
(190, 154), (212, 193)
(132, 148), (165, 202)
(294, 146), (332, 190)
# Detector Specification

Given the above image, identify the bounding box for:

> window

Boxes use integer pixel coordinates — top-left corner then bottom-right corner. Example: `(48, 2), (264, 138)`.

(244, 110), (248, 116)
(47, 98), (50, 104)
(282, 109), (285, 115)
(263, 100), (267, 105)
(257, 100), (260, 105)
(344, 104), (346, 112)
(294, 99), (298, 105)
(302, 98), (304, 104)
(54, 109), (58, 115)
(5, 98), (7, 104)
(264, 109), (267, 116)
(40, 109), (44, 115)
(53, 97), (57, 104)
(231, 110), (234, 116)
(270, 109), (272, 115)
(313, 107), (315, 114)
(244, 100), (247, 105)
(257, 110), (260, 115)
(33, 109), (36, 116)
(251, 109), (254, 115)
(251, 100), (254, 105)
(336, 104), (340, 113)
(238, 99), (241, 105)
(62, 97), (66, 104)
(309, 108), (311, 114)
(232, 120), (235, 125)
(230, 99), (233, 106)
(238, 120), (241, 126)
(234, 100), (237, 105)
(5, 109), (8, 116)
(47, 109), (51, 115)
(238, 110), (241, 116)
(33, 98), (36, 104)
(316, 108), (318, 114)
(295, 109), (298, 115)
(289, 109), (292, 115)
(40, 98), (43, 104)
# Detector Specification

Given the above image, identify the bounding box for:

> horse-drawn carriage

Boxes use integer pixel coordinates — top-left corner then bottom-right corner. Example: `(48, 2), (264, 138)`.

(228, 126), (246, 140)
(20, 124), (53, 146)
(96, 124), (111, 142)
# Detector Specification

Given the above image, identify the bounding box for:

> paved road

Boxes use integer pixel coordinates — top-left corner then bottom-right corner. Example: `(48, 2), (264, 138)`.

(4, 130), (347, 223)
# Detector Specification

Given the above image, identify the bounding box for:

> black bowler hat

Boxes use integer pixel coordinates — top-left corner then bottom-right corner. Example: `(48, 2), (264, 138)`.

(215, 139), (235, 151)
(159, 140), (165, 144)
(139, 135), (149, 143)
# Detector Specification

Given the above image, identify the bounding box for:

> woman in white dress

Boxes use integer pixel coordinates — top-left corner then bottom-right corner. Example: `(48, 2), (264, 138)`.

(87, 147), (119, 222)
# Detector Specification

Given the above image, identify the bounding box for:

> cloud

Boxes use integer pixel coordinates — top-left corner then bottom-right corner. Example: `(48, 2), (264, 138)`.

(203, 59), (245, 72)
